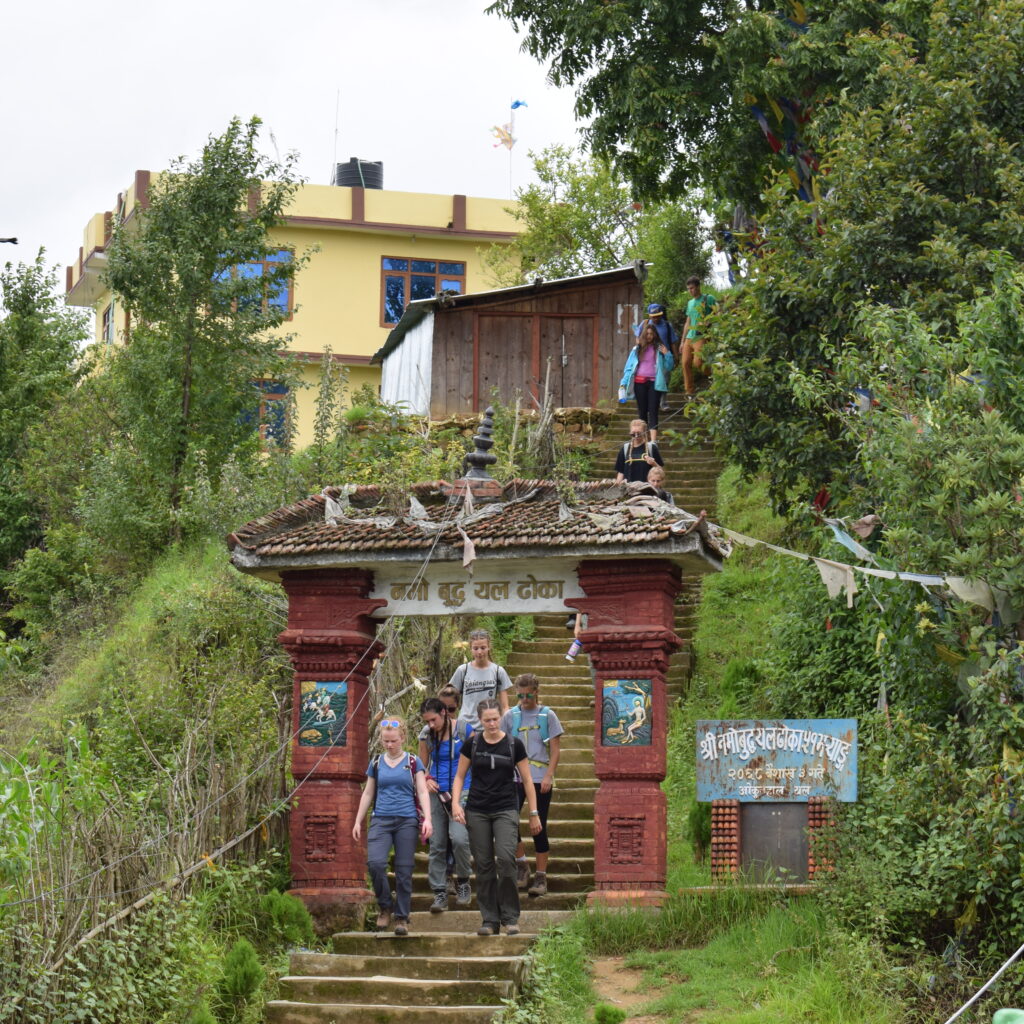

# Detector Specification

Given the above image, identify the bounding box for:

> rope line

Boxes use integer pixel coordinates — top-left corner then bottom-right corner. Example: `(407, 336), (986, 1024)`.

(3, 488), (466, 910)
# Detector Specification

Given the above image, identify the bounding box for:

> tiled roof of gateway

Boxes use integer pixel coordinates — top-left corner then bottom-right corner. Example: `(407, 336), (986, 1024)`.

(227, 479), (730, 570)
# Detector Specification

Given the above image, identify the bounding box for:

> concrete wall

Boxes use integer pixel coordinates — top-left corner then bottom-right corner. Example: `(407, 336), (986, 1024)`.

(65, 174), (519, 447)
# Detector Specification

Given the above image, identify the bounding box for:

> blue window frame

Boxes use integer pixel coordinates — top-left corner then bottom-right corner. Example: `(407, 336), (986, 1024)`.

(216, 249), (293, 316)
(380, 256), (465, 325)
(248, 379), (290, 444)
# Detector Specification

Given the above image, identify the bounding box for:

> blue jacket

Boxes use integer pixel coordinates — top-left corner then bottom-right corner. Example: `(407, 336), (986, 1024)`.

(620, 342), (674, 397)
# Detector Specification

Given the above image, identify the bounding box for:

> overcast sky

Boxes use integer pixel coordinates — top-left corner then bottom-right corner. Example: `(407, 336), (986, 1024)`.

(2, 0), (583, 280)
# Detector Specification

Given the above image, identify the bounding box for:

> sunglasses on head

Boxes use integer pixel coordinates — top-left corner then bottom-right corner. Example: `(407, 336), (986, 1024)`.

(380, 719), (402, 729)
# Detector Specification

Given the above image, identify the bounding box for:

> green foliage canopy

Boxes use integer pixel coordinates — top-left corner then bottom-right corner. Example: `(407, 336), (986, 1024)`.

(0, 254), (85, 577)
(488, 0), (938, 207)
(487, 0), (743, 202)
(103, 116), (305, 543)
(481, 145), (710, 317)
(703, 0), (1024, 513)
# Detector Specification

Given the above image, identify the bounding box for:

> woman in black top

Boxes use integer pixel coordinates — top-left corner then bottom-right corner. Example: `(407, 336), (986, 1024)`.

(452, 698), (541, 936)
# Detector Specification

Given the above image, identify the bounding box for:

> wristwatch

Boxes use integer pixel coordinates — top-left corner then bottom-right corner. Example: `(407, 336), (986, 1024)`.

(529, 810), (540, 816)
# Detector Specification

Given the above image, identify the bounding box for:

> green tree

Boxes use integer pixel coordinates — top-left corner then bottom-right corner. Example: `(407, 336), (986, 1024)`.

(702, 0), (1024, 512)
(488, 0), (741, 202)
(0, 252), (85, 580)
(488, 0), (936, 208)
(482, 145), (710, 313)
(103, 116), (305, 545)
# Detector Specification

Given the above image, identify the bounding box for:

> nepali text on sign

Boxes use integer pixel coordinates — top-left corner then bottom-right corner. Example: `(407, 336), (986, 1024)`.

(695, 719), (857, 802)
(371, 565), (582, 617)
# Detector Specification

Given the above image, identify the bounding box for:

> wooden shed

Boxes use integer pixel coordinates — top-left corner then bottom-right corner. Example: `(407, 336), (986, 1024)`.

(372, 263), (648, 418)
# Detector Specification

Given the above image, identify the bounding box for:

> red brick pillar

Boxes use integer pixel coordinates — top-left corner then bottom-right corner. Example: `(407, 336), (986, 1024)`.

(278, 569), (386, 934)
(571, 559), (681, 907)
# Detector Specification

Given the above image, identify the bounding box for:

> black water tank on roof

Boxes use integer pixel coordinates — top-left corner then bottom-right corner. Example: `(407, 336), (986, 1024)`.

(332, 158), (384, 189)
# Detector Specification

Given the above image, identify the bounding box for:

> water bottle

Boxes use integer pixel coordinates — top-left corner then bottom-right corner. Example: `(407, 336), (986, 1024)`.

(565, 639), (584, 662)
(617, 386), (627, 404)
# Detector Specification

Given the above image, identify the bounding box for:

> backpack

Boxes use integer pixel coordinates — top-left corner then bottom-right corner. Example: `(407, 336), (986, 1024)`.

(429, 719), (471, 788)
(469, 731), (517, 776)
(370, 752), (424, 827)
(622, 440), (655, 462)
(509, 705), (552, 748)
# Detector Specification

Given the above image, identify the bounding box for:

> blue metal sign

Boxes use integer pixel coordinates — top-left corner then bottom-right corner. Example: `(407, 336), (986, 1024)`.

(695, 719), (857, 802)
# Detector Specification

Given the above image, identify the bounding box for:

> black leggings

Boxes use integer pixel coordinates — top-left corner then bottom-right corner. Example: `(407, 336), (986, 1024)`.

(516, 784), (553, 855)
(634, 380), (663, 431)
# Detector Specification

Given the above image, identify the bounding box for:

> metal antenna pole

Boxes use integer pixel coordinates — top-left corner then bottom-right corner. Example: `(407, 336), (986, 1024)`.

(509, 97), (514, 198)
(332, 88), (340, 183)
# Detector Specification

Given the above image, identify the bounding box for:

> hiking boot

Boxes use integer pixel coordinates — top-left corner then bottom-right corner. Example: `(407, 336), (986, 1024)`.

(477, 923), (498, 936)
(375, 909), (392, 930)
(505, 923), (520, 936)
(516, 860), (530, 889)
(429, 890), (448, 913)
(393, 918), (409, 936)
(455, 880), (472, 906)
(528, 872), (548, 897)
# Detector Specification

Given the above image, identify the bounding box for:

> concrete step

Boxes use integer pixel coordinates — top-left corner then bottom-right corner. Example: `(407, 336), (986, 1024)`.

(511, 650), (689, 666)
(291, 952), (524, 982)
(407, 909), (573, 933)
(409, 890), (587, 911)
(278, 975), (513, 1005)
(542, 763), (600, 779)
(408, 862), (594, 885)
(265, 1000), (501, 1023)
(331, 931), (533, 957)
(525, 629), (694, 643)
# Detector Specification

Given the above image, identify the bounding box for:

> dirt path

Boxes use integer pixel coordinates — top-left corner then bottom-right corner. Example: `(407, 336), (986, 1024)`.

(591, 956), (666, 1023)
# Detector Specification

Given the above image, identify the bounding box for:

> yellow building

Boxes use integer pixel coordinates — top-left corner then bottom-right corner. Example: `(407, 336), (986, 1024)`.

(65, 162), (520, 444)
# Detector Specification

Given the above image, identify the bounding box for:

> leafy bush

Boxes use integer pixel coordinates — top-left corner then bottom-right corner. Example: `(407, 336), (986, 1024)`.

(259, 890), (314, 949)
(761, 564), (957, 725)
(219, 939), (263, 1008)
(822, 659), (1024, 971)
(188, 1004), (217, 1024)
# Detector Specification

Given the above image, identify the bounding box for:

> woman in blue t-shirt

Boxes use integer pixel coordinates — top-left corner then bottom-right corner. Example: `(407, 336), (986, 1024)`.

(352, 719), (432, 935)
(417, 697), (474, 912)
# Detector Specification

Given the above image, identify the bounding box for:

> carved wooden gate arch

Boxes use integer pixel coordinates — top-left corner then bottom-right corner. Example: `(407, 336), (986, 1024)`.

(228, 418), (724, 930)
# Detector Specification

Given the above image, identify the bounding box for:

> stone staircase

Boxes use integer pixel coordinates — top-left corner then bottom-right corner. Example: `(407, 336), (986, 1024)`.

(265, 405), (721, 1023)
(267, 918), (565, 1023)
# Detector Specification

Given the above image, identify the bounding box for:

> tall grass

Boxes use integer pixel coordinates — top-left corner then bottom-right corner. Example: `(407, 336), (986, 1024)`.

(573, 882), (785, 955)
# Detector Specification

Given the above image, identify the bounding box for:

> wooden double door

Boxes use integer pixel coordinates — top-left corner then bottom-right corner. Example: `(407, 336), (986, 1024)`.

(474, 313), (598, 409)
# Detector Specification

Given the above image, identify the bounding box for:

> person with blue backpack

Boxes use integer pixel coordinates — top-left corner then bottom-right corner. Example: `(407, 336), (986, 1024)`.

(503, 673), (564, 897)
(417, 697), (474, 913)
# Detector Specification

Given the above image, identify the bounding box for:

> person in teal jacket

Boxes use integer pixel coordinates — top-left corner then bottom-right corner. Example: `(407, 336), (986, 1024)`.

(620, 322), (674, 442)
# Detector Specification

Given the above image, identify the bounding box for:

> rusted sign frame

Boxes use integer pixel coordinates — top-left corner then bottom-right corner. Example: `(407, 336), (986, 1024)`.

(696, 719), (857, 802)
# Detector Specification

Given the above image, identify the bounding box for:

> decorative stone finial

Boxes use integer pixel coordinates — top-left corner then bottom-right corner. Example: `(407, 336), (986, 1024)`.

(463, 406), (498, 480)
